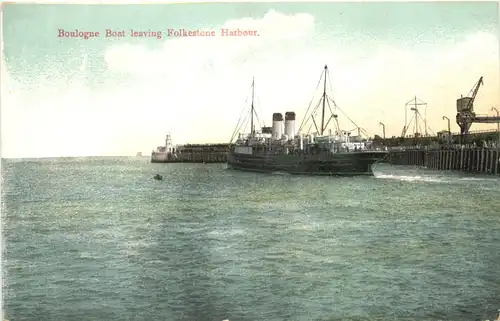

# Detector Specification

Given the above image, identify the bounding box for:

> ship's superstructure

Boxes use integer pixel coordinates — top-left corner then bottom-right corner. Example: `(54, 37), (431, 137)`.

(227, 65), (388, 176)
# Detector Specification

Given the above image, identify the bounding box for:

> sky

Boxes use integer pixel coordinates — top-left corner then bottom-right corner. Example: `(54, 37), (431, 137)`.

(1, 2), (499, 158)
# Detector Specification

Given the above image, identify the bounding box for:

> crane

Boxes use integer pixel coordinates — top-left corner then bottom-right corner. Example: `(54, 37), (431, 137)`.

(455, 77), (498, 136)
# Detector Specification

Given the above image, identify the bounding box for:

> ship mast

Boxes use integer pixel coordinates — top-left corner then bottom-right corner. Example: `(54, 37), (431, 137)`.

(229, 78), (259, 143)
(251, 77), (255, 136)
(320, 65), (328, 135)
(298, 64), (367, 138)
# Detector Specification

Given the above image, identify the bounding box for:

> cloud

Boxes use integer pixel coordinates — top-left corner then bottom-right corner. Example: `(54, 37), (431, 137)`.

(1, 9), (499, 158)
(105, 10), (315, 75)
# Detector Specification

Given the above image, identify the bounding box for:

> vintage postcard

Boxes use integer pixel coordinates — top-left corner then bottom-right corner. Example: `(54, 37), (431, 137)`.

(1, 1), (499, 321)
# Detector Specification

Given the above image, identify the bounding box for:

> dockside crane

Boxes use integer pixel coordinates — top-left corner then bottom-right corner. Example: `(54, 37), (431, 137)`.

(454, 76), (499, 136)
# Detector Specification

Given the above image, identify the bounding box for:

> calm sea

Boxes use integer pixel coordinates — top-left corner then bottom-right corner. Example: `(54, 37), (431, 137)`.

(1, 157), (499, 321)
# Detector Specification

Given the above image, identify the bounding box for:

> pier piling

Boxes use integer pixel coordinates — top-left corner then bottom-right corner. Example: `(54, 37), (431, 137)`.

(388, 146), (499, 176)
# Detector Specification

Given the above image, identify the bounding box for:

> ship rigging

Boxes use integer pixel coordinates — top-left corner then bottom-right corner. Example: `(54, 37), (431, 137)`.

(226, 64), (388, 177)
(298, 65), (370, 139)
(231, 65), (372, 142)
(229, 77), (265, 143)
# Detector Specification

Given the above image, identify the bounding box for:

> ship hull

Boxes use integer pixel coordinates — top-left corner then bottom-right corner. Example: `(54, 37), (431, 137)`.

(227, 151), (388, 176)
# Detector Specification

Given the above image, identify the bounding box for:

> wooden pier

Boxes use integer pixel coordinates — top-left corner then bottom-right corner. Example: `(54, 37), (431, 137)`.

(388, 146), (500, 175)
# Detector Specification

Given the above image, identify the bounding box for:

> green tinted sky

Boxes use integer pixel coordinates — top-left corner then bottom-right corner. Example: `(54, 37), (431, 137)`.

(3, 2), (498, 82)
(1, 2), (498, 157)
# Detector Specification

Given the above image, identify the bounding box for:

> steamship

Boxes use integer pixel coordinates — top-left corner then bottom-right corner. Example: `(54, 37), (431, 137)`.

(227, 65), (388, 176)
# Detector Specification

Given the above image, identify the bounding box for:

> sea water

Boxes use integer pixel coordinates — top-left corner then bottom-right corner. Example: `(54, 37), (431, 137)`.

(2, 158), (499, 321)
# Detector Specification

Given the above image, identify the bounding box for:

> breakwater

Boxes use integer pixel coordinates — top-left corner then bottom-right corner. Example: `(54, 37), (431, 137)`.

(151, 143), (229, 163)
(388, 146), (500, 175)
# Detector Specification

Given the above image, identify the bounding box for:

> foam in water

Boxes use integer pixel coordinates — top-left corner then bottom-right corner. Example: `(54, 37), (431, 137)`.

(271, 171), (291, 176)
(374, 170), (500, 184)
(374, 173), (446, 183)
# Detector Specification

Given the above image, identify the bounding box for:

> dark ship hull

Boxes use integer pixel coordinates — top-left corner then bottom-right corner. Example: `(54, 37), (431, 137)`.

(227, 150), (388, 176)
(228, 65), (389, 176)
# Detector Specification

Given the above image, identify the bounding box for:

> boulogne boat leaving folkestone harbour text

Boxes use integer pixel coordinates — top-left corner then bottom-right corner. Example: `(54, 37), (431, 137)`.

(227, 65), (388, 176)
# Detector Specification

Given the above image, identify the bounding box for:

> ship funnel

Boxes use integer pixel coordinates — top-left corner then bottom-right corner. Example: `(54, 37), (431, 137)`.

(284, 112), (296, 139)
(272, 113), (284, 140)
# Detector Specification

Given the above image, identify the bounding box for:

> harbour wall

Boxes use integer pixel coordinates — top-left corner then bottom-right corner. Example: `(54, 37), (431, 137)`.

(150, 135), (500, 176)
(151, 144), (229, 163)
(388, 146), (500, 175)
(375, 129), (499, 148)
